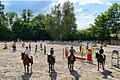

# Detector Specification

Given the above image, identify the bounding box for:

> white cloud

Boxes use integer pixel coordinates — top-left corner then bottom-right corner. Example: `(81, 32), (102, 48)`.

(69, 0), (79, 3)
(76, 11), (100, 29)
(106, 2), (112, 6)
(53, 0), (104, 5)
(1, 1), (11, 6)
(75, 8), (88, 14)
(1, 0), (53, 1)
(91, 11), (100, 17)
(78, 0), (103, 5)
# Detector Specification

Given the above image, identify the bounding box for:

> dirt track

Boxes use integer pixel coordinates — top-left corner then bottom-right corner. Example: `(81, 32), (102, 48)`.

(0, 42), (120, 80)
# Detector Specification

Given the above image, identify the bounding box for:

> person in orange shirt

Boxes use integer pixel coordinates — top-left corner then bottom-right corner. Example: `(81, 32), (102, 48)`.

(65, 47), (69, 58)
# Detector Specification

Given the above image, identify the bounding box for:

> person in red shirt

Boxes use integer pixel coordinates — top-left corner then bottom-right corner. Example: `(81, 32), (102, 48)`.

(87, 49), (92, 62)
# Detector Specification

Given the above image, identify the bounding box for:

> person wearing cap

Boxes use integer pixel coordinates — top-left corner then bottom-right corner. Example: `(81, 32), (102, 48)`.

(70, 46), (76, 55)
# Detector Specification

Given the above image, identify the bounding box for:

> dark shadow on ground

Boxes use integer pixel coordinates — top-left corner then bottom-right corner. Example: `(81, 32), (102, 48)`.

(49, 70), (57, 80)
(101, 69), (114, 79)
(86, 61), (97, 66)
(21, 72), (33, 80)
(70, 70), (81, 80)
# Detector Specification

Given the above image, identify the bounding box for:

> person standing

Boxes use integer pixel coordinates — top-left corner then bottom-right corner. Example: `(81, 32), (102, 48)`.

(22, 43), (25, 48)
(3, 41), (8, 49)
(40, 43), (42, 49)
(44, 46), (46, 55)
(35, 44), (37, 53)
(87, 49), (92, 62)
(86, 42), (89, 54)
(12, 41), (16, 52)
(79, 44), (82, 53)
(29, 43), (31, 51)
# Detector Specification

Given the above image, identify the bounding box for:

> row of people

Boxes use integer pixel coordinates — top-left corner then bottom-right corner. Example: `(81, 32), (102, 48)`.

(21, 45), (106, 74)
(3, 42), (46, 54)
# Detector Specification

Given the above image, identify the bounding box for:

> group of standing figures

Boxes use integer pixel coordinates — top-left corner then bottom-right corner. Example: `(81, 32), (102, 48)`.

(47, 46), (106, 74)
(47, 47), (76, 73)
(2, 41), (106, 74)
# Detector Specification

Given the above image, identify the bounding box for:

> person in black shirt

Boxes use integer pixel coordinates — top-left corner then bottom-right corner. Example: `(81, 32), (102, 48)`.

(47, 48), (55, 73)
(97, 46), (106, 71)
(70, 46), (76, 55)
(99, 46), (104, 54)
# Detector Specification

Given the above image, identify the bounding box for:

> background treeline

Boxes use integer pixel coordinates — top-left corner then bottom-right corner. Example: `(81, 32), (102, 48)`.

(0, 1), (120, 42)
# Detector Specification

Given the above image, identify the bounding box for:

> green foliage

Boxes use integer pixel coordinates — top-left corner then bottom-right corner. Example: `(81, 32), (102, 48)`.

(22, 9), (33, 22)
(0, 1), (120, 41)
(107, 3), (120, 40)
(87, 3), (120, 42)
(31, 14), (49, 40)
(0, 1), (4, 18)
(46, 1), (77, 40)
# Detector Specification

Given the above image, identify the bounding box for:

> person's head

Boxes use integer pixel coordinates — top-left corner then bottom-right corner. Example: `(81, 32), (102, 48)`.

(100, 46), (102, 49)
(88, 49), (91, 52)
(51, 48), (53, 50)
(26, 46), (28, 49)
(71, 46), (73, 49)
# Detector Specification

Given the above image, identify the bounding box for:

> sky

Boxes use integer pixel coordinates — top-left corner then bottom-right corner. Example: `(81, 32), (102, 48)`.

(1, 0), (120, 29)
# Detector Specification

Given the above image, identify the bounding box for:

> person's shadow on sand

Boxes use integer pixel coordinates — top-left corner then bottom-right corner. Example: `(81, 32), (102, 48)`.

(49, 70), (57, 80)
(101, 69), (114, 79)
(21, 72), (33, 80)
(70, 70), (81, 80)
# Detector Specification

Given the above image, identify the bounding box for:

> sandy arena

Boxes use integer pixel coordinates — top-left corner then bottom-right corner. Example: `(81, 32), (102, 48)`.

(0, 41), (120, 80)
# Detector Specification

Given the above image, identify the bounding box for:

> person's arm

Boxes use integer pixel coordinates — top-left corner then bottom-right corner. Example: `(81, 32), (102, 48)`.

(74, 49), (76, 54)
(104, 54), (106, 60)
(103, 49), (104, 53)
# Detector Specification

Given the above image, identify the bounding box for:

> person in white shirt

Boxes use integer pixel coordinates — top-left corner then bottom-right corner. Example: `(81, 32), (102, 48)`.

(25, 46), (31, 59)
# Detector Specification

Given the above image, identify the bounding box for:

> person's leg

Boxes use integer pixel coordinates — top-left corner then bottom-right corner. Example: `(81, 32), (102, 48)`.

(72, 63), (74, 70)
(27, 65), (29, 73)
(70, 64), (72, 70)
(98, 62), (99, 71)
(68, 62), (70, 69)
(102, 62), (105, 70)
(49, 63), (50, 73)
(24, 65), (26, 73)
(52, 63), (54, 70)
(50, 64), (52, 72)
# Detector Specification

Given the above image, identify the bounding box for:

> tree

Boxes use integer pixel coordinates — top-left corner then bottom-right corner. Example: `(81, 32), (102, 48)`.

(107, 3), (120, 41)
(62, 1), (77, 40)
(45, 14), (55, 40)
(47, 1), (77, 40)
(51, 4), (62, 40)
(31, 14), (49, 40)
(0, 1), (4, 18)
(90, 13), (111, 42)
(21, 9), (33, 22)
(12, 18), (23, 40)
(0, 2), (12, 41)
(6, 12), (17, 28)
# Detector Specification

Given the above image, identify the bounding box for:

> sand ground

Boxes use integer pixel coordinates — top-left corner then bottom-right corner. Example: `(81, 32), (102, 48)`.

(0, 41), (120, 80)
